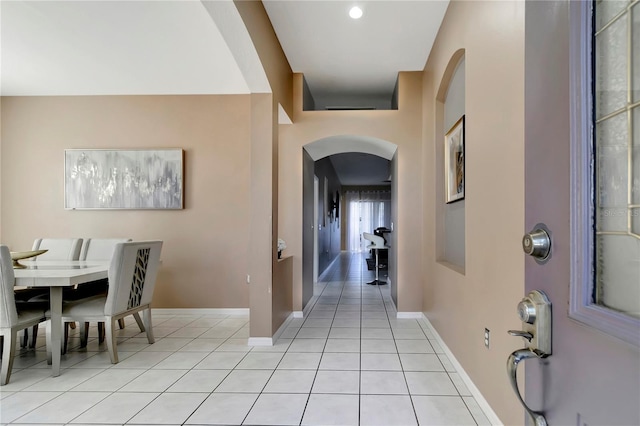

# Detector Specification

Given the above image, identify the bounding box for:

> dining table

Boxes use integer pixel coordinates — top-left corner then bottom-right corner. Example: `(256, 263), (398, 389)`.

(13, 260), (109, 377)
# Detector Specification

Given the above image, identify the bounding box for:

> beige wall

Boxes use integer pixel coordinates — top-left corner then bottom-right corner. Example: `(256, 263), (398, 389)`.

(1, 95), (252, 309)
(422, 2), (526, 425)
(247, 92), (276, 337)
(233, 0), (294, 338)
(273, 255), (292, 333)
(234, 0), (293, 119)
(279, 72), (423, 313)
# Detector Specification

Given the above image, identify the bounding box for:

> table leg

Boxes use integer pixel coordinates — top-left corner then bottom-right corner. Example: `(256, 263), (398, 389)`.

(49, 287), (62, 377)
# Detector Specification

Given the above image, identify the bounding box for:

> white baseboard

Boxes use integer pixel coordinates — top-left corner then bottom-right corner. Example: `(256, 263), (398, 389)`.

(421, 314), (503, 426)
(247, 337), (272, 346)
(272, 312), (294, 342)
(396, 312), (422, 319)
(248, 312), (295, 347)
(152, 308), (249, 316)
(293, 294), (318, 318)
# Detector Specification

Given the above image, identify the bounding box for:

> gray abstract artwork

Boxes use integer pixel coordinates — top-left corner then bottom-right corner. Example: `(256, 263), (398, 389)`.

(65, 149), (184, 209)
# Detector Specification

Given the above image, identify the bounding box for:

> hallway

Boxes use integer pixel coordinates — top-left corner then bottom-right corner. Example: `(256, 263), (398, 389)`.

(1, 252), (491, 425)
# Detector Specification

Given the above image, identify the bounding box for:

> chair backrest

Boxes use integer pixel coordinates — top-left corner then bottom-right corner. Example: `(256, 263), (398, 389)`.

(0, 245), (18, 328)
(32, 238), (82, 261)
(363, 232), (385, 248)
(80, 238), (132, 261)
(105, 241), (162, 316)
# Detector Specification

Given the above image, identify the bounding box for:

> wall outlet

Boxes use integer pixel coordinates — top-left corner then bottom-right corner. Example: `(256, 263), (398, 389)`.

(484, 328), (490, 348)
(246, 274), (250, 284)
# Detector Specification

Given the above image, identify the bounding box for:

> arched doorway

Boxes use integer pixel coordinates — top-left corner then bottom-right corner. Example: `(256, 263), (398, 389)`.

(300, 135), (398, 313)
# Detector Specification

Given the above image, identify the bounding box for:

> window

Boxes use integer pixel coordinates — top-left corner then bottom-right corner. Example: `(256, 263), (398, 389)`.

(345, 190), (391, 252)
(570, 0), (640, 346)
(593, 0), (640, 319)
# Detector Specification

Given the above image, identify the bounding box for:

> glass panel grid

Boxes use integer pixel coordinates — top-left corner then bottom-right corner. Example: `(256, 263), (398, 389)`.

(594, 0), (640, 318)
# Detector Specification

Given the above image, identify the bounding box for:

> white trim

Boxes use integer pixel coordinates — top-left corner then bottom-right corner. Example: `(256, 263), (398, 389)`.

(388, 286), (398, 312)
(272, 312), (294, 343)
(396, 312), (422, 319)
(567, 0), (640, 347)
(248, 337), (272, 346)
(248, 313), (295, 347)
(318, 255), (340, 281)
(294, 293), (319, 318)
(152, 308), (249, 316)
(421, 314), (503, 426)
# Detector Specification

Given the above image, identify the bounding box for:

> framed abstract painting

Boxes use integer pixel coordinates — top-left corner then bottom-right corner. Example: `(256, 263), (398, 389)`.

(444, 116), (465, 203)
(64, 149), (184, 209)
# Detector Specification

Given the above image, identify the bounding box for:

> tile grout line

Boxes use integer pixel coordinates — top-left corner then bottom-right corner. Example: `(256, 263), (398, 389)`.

(295, 252), (344, 426)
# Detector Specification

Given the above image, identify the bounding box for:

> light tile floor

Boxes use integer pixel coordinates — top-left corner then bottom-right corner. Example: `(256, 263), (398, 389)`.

(1, 252), (492, 425)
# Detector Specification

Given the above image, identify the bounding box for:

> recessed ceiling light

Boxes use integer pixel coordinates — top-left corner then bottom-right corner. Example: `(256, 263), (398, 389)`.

(349, 6), (363, 19)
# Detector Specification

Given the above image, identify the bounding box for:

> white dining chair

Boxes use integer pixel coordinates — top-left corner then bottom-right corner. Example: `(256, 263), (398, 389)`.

(0, 245), (48, 385)
(76, 238), (138, 346)
(47, 241), (163, 363)
(32, 238), (82, 261)
(20, 238), (83, 347)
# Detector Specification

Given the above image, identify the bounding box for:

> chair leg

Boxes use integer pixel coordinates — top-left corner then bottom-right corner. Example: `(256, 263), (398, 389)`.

(1, 329), (17, 385)
(46, 321), (52, 365)
(63, 322), (69, 354)
(133, 313), (145, 332)
(118, 318), (126, 329)
(97, 322), (105, 344)
(143, 309), (154, 344)
(79, 323), (90, 347)
(105, 318), (118, 364)
(20, 328), (28, 348)
(29, 324), (39, 349)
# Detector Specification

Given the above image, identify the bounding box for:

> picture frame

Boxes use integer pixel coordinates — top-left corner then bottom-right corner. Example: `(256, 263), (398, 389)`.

(444, 115), (465, 203)
(64, 148), (184, 210)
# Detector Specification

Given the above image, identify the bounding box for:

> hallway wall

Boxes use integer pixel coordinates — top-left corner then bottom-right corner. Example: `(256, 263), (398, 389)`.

(314, 157), (342, 275)
(279, 72), (423, 313)
(421, 2), (526, 425)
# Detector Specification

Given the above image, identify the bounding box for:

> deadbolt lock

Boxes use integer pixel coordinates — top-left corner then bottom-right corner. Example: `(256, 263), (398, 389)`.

(522, 224), (551, 263)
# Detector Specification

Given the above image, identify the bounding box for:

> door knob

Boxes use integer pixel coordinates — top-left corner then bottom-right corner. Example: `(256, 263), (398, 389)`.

(522, 224), (551, 263)
(517, 299), (537, 324)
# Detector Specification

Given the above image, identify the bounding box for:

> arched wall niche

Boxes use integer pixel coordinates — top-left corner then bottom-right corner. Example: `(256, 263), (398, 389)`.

(437, 48), (466, 102)
(435, 48), (466, 272)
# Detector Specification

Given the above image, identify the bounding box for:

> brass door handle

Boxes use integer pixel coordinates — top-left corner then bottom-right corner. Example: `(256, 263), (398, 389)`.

(507, 349), (548, 426)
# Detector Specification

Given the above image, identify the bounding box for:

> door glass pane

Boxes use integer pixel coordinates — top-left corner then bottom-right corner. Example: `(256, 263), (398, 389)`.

(595, 7), (627, 119)
(594, 0), (640, 319)
(596, 0), (629, 31)
(633, 3), (640, 102)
